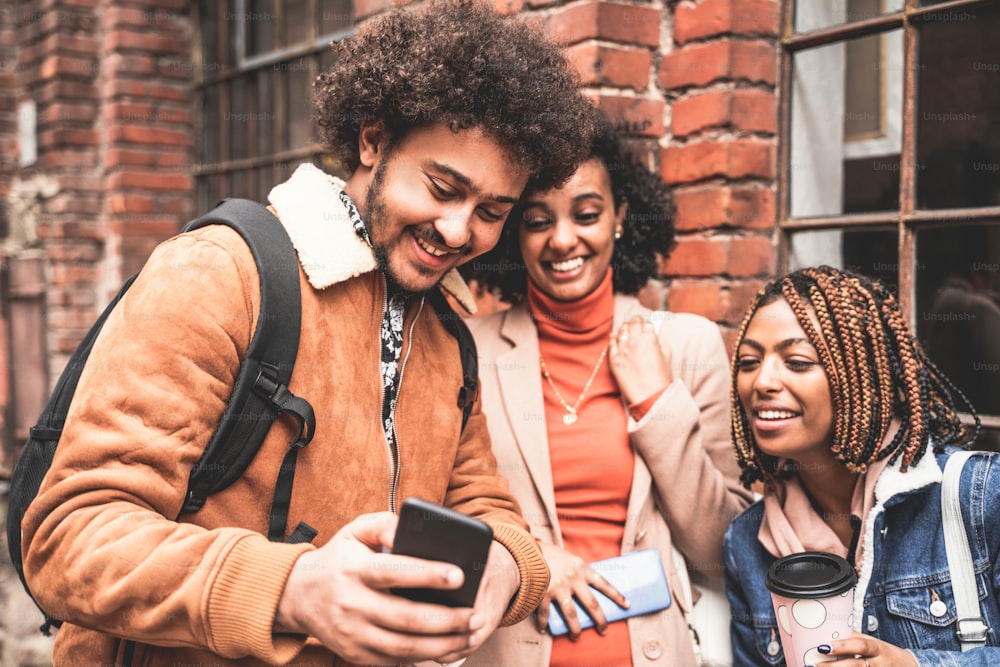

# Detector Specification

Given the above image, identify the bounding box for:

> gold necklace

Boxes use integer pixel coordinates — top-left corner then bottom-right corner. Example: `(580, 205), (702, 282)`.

(539, 342), (610, 425)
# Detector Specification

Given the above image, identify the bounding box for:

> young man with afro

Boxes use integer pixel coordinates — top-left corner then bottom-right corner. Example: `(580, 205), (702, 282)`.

(20, 2), (596, 665)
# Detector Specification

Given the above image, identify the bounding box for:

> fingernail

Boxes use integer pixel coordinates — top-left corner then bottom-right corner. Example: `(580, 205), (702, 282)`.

(817, 645), (831, 654)
(446, 568), (463, 585)
(469, 613), (484, 631)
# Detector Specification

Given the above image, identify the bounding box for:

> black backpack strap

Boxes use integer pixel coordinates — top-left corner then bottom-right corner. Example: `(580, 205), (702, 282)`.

(5, 274), (140, 636)
(178, 199), (316, 543)
(427, 289), (479, 431)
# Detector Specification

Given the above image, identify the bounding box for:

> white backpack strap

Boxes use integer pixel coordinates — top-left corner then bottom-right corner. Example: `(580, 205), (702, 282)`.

(942, 450), (989, 650)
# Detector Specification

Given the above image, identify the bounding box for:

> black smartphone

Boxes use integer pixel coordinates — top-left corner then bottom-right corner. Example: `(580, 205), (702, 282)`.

(390, 497), (494, 607)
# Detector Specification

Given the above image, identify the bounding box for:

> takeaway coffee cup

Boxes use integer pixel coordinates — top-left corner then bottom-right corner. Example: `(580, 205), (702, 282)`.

(766, 551), (857, 667)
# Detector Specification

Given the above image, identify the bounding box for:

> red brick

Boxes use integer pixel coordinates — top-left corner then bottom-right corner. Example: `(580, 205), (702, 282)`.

(108, 53), (157, 77)
(727, 236), (774, 276)
(675, 0), (779, 43)
(659, 39), (776, 89)
(41, 149), (98, 169)
(40, 54), (98, 79)
(593, 95), (664, 137)
(661, 139), (774, 183)
(673, 90), (732, 136)
(107, 30), (187, 55)
(665, 280), (728, 321)
(566, 42), (651, 90)
(109, 124), (192, 147)
(103, 79), (190, 103)
(108, 193), (155, 215)
(730, 186), (775, 229)
(663, 237), (729, 275)
(732, 41), (777, 85)
(39, 101), (97, 125)
(354, 0), (391, 19)
(732, 88), (776, 133)
(548, 2), (660, 48)
(107, 170), (192, 191)
(107, 148), (157, 167)
(38, 127), (99, 148)
(724, 280), (766, 324)
(35, 79), (99, 103)
(118, 217), (182, 237)
(668, 88), (774, 138)
(102, 6), (188, 31)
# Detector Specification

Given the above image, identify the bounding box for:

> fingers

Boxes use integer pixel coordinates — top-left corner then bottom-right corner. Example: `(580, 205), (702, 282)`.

(365, 553), (465, 592)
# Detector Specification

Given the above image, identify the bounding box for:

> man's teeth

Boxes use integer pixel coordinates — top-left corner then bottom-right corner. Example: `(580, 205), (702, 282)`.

(416, 236), (448, 257)
(551, 257), (584, 272)
(757, 410), (797, 420)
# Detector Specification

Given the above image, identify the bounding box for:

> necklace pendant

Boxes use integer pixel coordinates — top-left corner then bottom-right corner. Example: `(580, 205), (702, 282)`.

(563, 412), (578, 425)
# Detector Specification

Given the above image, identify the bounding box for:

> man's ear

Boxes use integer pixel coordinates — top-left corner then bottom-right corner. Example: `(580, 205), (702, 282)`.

(358, 122), (387, 168)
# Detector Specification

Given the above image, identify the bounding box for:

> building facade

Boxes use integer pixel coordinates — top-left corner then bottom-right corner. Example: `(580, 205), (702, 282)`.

(2, 0), (998, 491)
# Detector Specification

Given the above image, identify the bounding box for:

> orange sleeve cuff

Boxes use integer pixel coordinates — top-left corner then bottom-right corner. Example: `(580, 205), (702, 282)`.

(628, 388), (667, 422)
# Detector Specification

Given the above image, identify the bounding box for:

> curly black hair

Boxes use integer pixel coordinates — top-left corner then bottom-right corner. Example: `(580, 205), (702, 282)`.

(461, 112), (676, 302)
(314, 0), (596, 192)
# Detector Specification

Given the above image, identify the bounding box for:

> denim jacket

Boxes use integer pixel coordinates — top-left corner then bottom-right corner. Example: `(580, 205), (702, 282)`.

(724, 447), (1000, 666)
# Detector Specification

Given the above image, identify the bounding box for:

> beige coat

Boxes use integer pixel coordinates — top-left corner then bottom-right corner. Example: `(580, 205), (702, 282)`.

(465, 296), (752, 667)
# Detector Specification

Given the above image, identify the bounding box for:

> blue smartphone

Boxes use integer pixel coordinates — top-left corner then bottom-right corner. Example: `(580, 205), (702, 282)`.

(547, 549), (672, 636)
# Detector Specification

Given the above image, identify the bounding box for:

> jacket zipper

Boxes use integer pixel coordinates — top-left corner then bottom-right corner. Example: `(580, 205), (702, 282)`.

(388, 296), (424, 513)
(382, 275), (426, 514)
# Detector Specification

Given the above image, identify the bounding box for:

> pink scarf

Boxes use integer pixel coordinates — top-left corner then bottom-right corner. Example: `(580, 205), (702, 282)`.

(757, 421), (900, 566)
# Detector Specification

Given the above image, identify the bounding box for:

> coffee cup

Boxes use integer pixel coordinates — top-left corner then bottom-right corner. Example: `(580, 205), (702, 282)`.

(765, 551), (857, 667)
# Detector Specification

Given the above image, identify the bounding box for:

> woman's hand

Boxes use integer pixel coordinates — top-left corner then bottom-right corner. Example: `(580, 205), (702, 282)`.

(609, 316), (673, 405)
(815, 632), (918, 667)
(533, 542), (629, 639)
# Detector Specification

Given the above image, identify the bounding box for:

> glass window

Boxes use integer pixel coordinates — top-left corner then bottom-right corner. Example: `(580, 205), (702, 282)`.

(790, 29), (903, 218)
(794, 0), (904, 34)
(780, 0), (1000, 447)
(193, 1), (354, 211)
(916, 4), (1000, 210)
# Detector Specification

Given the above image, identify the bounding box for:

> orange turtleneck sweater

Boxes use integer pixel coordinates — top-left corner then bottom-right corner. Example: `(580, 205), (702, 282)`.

(528, 269), (635, 666)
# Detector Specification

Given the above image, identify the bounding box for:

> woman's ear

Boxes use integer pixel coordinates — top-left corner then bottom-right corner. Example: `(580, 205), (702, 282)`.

(358, 122), (386, 168)
(614, 200), (629, 235)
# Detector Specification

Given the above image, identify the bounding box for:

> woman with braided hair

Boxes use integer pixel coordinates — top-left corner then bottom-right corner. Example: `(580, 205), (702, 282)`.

(723, 265), (1000, 666)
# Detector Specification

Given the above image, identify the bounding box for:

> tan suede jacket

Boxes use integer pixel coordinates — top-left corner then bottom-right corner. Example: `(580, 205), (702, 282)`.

(22, 164), (547, 666)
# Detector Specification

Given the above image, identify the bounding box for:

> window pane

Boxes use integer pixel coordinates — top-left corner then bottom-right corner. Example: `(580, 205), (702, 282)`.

(916, 5), (1000, 209)
(787, 228), (899, 290)
(794, 0), (903, 34)
(247, 0), (276, 55)
(916, 224), (1000, 418)
(285, 0), (310, 45)
(791, 30), (903, 217)
(287, 57), (314, 150)
(228, 78), (250, 161)
(256, 69), (275, 156)
(202, 84), (220, 164)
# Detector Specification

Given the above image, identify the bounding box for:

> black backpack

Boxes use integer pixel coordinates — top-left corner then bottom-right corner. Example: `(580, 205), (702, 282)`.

(5, 198), (479, 636)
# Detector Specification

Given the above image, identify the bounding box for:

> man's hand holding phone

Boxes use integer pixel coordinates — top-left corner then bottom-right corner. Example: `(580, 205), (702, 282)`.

(274, 500), (519, 665)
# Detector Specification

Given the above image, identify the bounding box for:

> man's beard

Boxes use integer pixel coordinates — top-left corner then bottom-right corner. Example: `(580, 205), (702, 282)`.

(365, 159), (451, 297)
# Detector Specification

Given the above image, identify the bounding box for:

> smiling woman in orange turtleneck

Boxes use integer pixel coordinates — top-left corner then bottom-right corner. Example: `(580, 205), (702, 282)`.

(462, 114), (752, 667)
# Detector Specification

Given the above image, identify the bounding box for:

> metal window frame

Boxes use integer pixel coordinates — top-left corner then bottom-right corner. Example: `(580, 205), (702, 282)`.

(777, 0), (1000, 430)
(191, 1), (353, 183)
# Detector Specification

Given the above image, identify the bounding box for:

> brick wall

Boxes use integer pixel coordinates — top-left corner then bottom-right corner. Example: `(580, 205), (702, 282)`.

(0, 0), (193, 464)
(11, 0), (194, 382)
(499, 0), (781, 349)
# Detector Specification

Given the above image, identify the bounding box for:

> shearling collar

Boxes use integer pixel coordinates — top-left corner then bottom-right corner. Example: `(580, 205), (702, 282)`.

(854, 444), (942, 626)
(267, 163), (478, 314)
